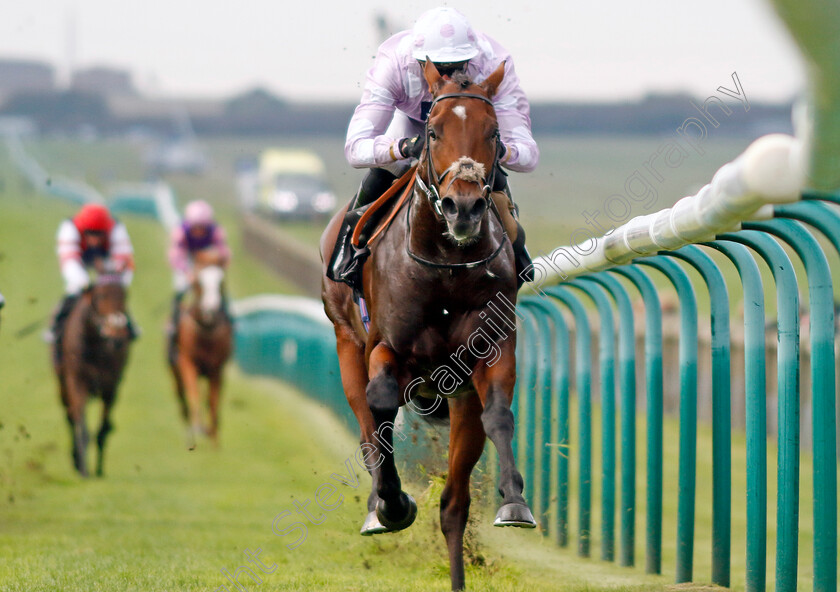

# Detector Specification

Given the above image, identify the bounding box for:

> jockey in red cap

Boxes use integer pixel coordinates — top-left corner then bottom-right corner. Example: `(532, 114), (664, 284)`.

(48, 203), (137, 346)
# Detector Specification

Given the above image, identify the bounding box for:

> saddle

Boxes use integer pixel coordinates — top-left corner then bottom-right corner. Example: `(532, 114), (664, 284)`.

(327, 167), (417, 295)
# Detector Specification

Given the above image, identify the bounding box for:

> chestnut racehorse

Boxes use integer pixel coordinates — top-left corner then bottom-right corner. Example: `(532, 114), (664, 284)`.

(53, 274), (131, 477)
(169, 249), (232, 449)
(320, 62), (535, 591)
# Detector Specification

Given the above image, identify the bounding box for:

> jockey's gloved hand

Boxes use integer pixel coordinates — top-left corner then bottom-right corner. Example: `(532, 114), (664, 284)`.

(399, 135), (425, 159)
(497, 140), (507, 161)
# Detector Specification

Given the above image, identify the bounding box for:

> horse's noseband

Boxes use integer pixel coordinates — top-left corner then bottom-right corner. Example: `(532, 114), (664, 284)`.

(91, 309), (128, 339)
(89, 291), (128, 338)
(104, 312), (128, 329)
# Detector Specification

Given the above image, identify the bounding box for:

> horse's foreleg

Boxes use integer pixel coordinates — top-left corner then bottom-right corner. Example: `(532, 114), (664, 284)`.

(333, 326), (386, 534)
(441, 393), (486, 591)
(95, 389), (116, 477)
(473, 355), (536, 528)
(366, 343), (416, 531)
(207, 370), (222, 445)
(170, 357), (189, 422)
(64, 376), (89, 477)
(178, 356), (202, 450)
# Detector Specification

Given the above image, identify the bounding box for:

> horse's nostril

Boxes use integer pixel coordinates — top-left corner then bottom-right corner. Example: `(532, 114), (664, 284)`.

(441, 197), (457, 217)
(470, 199), (487, 217)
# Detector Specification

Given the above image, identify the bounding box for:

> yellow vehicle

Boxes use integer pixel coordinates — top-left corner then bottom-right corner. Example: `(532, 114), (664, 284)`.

(253, 149), (336, 220)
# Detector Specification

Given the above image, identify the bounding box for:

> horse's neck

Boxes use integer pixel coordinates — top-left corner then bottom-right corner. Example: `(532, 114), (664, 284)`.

(78, 298), (102, 343)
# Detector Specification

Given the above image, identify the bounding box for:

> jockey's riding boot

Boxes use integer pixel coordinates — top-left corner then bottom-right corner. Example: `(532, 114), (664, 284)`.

(512, 226), (534, 286)
(52, 294), (79, 337)
(490, 190), (534, 288)
(126, 312), (140, 341)
(171, 291), (185, 326)
(221, 293), (233, 323)
(168, 291), (184, 363)
(50, 294), (80, 361)
(327, 168), (397, 290)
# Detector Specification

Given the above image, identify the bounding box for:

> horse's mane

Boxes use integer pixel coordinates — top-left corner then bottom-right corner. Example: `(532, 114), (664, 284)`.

(447, 70), (474, 91)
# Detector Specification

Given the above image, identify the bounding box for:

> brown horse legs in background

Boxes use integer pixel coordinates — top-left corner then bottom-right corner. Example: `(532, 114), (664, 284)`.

(174, 354), (203, 448)
(93, 388), (117, 476)
(60, 375), (89, 476)
(59, 376), (118, 477)
(173, 352), (225, 449)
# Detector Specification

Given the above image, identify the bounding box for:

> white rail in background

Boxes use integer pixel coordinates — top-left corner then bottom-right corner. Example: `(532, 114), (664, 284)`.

(527, 133), (805, 287)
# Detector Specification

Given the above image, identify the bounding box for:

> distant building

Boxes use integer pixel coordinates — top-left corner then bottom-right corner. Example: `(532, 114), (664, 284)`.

(71, 66), (136, 96)
(0, 59), (55, 95)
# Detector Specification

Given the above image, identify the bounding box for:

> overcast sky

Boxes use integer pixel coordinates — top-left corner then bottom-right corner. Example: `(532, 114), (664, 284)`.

(0, 0), (805, 103)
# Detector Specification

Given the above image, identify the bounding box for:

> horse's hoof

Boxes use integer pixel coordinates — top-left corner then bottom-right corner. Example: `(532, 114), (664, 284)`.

(494, 503), (537, 528)
(359, 511), (389, 536)
(375, 492), (417, 532)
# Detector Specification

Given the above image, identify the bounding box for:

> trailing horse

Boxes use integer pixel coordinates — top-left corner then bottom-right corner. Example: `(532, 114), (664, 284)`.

(52, 274), (131, 477)
(169, 249), (232, 449)
(320, 61), (535, 591)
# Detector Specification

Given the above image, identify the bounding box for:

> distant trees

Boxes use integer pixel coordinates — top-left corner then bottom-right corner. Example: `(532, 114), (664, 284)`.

(2, 91), (110, 134)
(0, 86), (792, 137)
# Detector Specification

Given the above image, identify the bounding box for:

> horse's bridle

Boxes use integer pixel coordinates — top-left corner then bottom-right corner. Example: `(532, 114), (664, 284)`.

(185, 266), (229, 331)
(186, 304), (227, 331)
(88, 290), (128, 339)
(406, 91), (509, 272)
(414, 92), (501, 217)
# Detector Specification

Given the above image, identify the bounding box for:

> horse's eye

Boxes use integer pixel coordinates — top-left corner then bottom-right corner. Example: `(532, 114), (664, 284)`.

(429, 129), (437, 141)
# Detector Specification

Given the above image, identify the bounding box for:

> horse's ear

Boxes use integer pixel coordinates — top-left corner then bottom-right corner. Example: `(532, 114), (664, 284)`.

(423, 58), (444, 93)
(481, 61), (506, 98)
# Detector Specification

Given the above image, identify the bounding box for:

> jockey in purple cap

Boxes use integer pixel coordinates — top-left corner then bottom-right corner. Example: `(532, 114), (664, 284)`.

(167, 200), (231, 356)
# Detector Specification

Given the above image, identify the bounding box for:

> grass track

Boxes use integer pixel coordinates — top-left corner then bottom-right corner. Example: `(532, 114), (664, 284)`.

(0, 181), (668, 591)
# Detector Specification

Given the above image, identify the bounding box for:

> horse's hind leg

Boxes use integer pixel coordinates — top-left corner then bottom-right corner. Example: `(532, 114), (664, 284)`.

(366, 343), (416, 532)
(441, 393), (486, 591)
(473, 356), (536, 528)
(95, 389), (116, 477)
